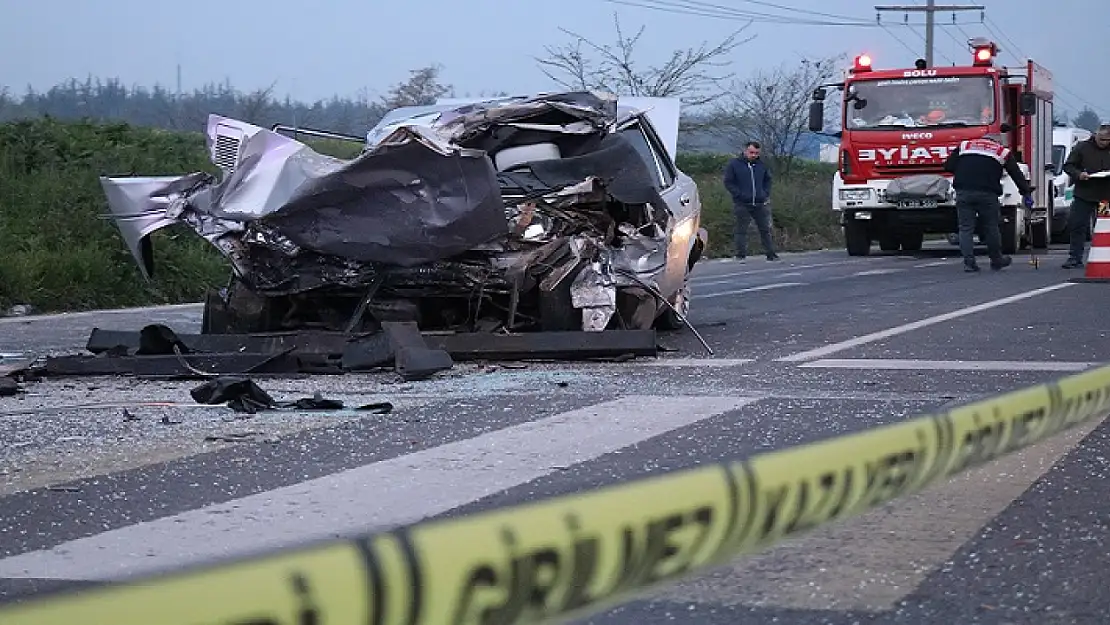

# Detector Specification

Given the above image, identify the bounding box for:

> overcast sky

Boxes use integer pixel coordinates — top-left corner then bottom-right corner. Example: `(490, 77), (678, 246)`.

(2, 0), (1105, 119)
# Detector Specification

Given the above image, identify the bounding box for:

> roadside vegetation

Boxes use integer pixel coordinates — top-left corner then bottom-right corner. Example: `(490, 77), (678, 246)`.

(0, 14), (843, 313)
(0, 119), (839, 313)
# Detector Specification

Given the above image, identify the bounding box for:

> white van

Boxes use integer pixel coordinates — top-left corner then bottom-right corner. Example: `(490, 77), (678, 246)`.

(1050, 126), (1093, 242)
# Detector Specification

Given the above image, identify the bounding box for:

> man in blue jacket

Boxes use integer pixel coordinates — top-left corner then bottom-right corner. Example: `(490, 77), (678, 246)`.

(723, 141), (780, 261)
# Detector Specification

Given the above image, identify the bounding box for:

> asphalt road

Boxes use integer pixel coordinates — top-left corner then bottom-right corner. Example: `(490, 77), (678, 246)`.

(1, 242), (1109, 624)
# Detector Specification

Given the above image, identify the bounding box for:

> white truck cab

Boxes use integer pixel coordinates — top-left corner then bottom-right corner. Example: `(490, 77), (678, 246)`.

(1051, 126), (1092, 208)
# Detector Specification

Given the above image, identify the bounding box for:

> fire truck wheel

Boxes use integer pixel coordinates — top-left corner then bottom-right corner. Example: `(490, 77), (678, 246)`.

(1029, 221), (1048, 249)
(845, 219), (871, 256)
(879, 233), (900, 252)
(1000, 211), (1019, 255)
(899, 231), (924, 252)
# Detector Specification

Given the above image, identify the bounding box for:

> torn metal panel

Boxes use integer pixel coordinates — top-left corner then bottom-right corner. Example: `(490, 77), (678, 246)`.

(97, 172), (215, 278)
(256, 133), (508, 267)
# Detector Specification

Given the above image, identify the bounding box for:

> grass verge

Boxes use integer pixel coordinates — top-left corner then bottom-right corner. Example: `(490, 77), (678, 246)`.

(0, 119), (841, 313)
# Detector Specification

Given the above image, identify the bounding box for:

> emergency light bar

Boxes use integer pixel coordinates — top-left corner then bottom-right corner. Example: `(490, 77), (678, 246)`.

(853, 54), (872, 72)
(970, 38), (998, 66)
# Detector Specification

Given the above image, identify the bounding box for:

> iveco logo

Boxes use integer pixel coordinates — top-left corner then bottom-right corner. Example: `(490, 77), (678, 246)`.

(902, 69), (938, 77)
(902, 132), (934, 140)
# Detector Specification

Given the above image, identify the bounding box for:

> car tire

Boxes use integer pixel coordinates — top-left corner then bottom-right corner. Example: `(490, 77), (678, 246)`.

(845, 218), (870, 256)
(655, 280), (690, 331)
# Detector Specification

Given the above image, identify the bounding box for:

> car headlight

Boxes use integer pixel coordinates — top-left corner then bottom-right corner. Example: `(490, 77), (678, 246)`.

(839, 189), (872, 201)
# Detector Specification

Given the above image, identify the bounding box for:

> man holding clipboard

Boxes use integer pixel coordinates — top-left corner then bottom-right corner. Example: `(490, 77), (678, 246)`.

(1062, 121), (1110, 269)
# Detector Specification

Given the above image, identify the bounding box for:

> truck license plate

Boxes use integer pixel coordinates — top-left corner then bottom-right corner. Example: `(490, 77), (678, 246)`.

(898, 199), (938, 209)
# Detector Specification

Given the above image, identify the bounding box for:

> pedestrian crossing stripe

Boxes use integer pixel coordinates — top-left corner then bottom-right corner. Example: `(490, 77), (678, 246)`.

(2, 364), (1109, 625)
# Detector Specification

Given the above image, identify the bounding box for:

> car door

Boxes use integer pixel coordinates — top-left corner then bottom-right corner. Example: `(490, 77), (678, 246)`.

(616, 115), (700, 300)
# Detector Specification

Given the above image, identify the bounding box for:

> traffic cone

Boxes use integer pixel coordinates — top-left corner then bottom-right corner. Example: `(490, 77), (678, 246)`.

(1069, 201), (1110, 283)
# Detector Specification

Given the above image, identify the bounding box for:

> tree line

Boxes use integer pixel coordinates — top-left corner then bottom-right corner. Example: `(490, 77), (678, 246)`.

(0, 15), (856, 176)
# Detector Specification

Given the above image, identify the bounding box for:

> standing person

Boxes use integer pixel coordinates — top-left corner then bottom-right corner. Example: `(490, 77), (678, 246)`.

(943, 133), (1034, 272)
(1061, 121), (1110, 269)
(723, 141), (780, 261)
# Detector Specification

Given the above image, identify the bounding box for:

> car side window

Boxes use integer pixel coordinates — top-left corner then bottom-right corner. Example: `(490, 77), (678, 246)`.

(619, 121), (675, 190)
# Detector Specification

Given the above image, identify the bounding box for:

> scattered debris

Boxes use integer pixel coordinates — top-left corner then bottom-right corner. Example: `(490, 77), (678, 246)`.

(0, 377), (21, 397)
(35, 323), (659, 381)
(189, 375), (395, 415)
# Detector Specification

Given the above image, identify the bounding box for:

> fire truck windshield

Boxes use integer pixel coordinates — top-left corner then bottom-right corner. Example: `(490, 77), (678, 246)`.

(844, 75), (996, 130)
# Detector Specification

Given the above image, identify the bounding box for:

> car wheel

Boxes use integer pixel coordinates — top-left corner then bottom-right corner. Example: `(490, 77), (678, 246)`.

(655, 280), (690, 331)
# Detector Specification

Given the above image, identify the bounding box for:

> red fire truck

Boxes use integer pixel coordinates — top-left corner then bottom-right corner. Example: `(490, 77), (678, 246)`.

(807, 39), (1056, 256)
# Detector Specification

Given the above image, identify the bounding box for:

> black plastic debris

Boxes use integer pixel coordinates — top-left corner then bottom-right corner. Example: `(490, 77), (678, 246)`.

(0, 377), (21, 397)
(136, 324), (192, 355)
(381, 322), (454, 381)
(191, 376), (276, 413)
(189, 376), (394, 414)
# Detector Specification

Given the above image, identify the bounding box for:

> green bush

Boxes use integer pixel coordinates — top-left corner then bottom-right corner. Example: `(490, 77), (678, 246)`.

(678, 154), (843, 257)
(0, 119), (842, 313)
(0, 118), (230, 312)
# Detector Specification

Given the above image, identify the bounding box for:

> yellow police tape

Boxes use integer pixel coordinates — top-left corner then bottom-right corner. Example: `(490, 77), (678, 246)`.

(4, 364), (1110, 625)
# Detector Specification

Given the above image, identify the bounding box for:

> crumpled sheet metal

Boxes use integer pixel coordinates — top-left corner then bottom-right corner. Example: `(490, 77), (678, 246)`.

(364, 91), (618, 150)
(257, 134), (507, 267)
(102, 115), (511, 271)
(98, 172), (215, 278)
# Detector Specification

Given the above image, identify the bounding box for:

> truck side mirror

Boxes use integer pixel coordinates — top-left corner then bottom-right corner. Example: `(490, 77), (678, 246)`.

(1019, 92), (1037, 116)
(808, 100), (825, 132)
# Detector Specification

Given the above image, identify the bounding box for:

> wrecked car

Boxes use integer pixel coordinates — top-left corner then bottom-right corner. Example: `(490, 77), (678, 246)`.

(99, 91), (708, 335)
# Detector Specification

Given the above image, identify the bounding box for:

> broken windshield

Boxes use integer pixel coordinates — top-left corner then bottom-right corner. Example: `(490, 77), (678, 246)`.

(845, 75), (996, 129)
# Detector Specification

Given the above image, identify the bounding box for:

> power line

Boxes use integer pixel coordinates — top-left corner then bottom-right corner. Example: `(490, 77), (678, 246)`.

(684, 0), (870, 23)
(874, 2), (985, 66)
(879, 24), (926, 58)
(980, 15), (1104, 117)
(602, 0), (875, 25)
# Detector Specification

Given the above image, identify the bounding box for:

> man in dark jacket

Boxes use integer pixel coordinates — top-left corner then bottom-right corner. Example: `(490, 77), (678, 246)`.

(723, 141), (779, 261)
(1061, 122), (1110, 269)
(943, 134), (1034, 272)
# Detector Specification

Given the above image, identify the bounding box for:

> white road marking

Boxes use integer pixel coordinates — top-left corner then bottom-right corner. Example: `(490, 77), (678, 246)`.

(852, 269), (904, 277)
(0, 395), (758, 581)
(0, 303), (203, 325)
(634, 358), (756, 367)
(653, 414), (1108, 611)
(778, 272), (804, 277)
(913, 261), (950, 268)
(775, 283), (1075, 362)
(691, 260), (866, 284)
(800, 359), (1097, 372)
(699, 282), (807, 299)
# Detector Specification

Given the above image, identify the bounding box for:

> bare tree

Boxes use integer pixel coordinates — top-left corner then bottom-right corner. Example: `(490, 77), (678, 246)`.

(535, 13), (753, 107)
(707, 56), (844, 175)
(237, 83), (277, 124)
(381, 65), (453, 109)
(1074, 107), (1101, 133)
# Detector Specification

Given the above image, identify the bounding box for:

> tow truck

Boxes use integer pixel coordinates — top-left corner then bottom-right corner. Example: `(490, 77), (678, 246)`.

(807, 38), (1056, 256)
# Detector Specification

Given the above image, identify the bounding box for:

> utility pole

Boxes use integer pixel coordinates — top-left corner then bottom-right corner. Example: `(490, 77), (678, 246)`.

(874, 2), (985, 66)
